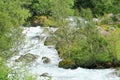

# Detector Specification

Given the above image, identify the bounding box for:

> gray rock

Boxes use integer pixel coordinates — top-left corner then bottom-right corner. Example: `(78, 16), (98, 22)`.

(42, 57), (50, 64)
(97, 26), (110, 36)
(31, 35), (41, 39)
(43, 27), (50, 35)
(109, 27), (116, 31)
(40, 73), (49, 77)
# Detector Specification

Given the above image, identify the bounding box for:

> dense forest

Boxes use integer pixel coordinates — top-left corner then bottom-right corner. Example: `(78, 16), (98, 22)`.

(0, 0), (120, 80)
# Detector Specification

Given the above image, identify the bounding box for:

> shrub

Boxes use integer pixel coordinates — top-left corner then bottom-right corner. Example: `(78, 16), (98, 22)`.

(95, 53), (112, 68)
(72, 53), (95, 68)
(45, 19), (58, 27)
(100, 14), (114, 25)
(0, 58), (9, 80)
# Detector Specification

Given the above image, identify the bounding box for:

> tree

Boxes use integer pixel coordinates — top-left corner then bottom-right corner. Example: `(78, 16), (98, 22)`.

(112, 0), (120, 14)
(0, 0), (30, 58)
(0, 0), (30, 79)
(48, 0), (74, 59)
(51, 0), (74, 21)
(74, 0), (120, 16)
(28, 0), (52, 16)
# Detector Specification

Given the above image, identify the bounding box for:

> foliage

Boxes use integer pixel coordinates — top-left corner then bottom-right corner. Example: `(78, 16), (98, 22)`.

(44, 18), (58, 27)
(0, 0), (30, 80)
(51, 0), (74, 21)
(26, 0), (74, 26)
(0, 0), (30, 58)
(74, 0), (120, 16)
(9, 65), (36, 80)
(0, 0), (120, 78)
(55, 8), (120, 68)
(29, 0), (52, 16)
(105, 29), (120, 64)
(112, 0), (120, 14)
(0, 0), (30, 27)
(0, 58), (9, 80)
(59, 59), (75, 69)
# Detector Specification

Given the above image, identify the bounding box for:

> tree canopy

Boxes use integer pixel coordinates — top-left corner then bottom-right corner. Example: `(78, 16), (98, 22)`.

(0, 0), (30, 58)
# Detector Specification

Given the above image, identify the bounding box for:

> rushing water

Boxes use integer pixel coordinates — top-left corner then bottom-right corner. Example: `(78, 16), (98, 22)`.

(8, 26), (120, 80)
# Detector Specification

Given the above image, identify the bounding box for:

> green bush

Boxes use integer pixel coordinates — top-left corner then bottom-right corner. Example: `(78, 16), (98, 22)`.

(72, 53), (95, 68)
(96, 53), (112, 64)
(45, 19), (58, 27)
(0, 58), (9, 80)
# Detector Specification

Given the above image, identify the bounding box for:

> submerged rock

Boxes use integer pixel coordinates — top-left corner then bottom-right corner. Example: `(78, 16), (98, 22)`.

(98, 26), (110, 37)
(30, 35), (41, 40)
(42, 57), (50, 64)
(40, 73), (49, 77)
(15, 53), (37, 63)
(111, 71), (120, 77)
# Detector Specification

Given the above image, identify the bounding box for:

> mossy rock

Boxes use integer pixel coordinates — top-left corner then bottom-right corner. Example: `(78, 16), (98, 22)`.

(44, 36), (57, 46)
(59, 59), (75, 69)
(15, 53), (37, 63)
(42, 57), (50, 64)
(32, 16), (47, 26)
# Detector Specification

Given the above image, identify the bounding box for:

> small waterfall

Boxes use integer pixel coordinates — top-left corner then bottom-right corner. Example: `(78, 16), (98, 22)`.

(8, 26), (120, 80)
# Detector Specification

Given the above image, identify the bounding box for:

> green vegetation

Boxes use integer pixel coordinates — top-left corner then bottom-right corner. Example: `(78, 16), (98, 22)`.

(0, 58), (9, 80)
(41, 0), (120, 68)
(0, 0), (30, 58)
(9, 66), (36, 80)
(55, 8), (120, 68)
(0, 0), (31, 80)
(74, 0), (120, 16)
(1, 0), (120, 79)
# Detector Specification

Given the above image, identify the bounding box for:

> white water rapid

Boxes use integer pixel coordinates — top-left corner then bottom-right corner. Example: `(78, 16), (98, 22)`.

(8, 26), (120, 80)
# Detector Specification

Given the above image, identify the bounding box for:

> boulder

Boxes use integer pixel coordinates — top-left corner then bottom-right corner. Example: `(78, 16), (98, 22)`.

(42, 57), (50, 64)
(109, 27), (116, 31)
(15, 53), (37, 63)
(97, 26), (110, 37)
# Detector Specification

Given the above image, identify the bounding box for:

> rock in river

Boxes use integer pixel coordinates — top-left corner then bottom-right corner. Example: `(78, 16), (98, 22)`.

(42, 57), (50, 64)
(15, 53), (37, 63)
